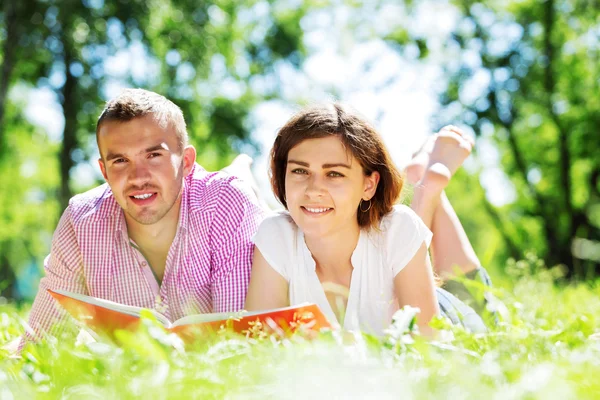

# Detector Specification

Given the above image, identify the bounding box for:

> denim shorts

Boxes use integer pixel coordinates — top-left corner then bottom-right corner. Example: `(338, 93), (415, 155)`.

(436, 287), (487, 333)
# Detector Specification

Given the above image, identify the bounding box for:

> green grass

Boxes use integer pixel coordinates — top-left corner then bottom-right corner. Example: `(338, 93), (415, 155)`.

(2, 256), (600, 399)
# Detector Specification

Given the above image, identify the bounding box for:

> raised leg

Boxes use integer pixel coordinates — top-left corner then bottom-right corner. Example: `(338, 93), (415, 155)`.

(431, 191), (480, 277)
(406, 128), (495, 315)
(408, 125), (475, 264)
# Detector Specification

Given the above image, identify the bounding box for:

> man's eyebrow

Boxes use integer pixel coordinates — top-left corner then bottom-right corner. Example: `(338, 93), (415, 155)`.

(288, 160), (351, 169)
(145, 144), (168, 153)
(105, 144), (168, 161)
(105, 152), (125, 161)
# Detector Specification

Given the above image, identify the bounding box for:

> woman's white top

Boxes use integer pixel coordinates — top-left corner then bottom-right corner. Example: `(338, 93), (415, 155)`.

(253, 204), (432, 336)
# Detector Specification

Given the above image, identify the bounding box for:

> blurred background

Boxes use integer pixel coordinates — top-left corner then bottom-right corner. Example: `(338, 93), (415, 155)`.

(0, 0), (598, 302)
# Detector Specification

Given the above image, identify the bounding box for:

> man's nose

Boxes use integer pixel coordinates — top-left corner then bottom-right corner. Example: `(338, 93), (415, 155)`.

(128, 161), (151, 185)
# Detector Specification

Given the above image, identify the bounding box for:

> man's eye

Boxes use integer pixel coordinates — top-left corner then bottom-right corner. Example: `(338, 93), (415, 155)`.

(113, 158), (126, 164)
(149, 152), (161, 158)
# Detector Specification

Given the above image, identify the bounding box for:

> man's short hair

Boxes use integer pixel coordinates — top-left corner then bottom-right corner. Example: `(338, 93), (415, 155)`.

(96, 88), (188, 154)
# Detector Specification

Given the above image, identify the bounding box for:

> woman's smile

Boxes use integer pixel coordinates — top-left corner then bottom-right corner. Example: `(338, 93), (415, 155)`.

(301, 206), (334, 216)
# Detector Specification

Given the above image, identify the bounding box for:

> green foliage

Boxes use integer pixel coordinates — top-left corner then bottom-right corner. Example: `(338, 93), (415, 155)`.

(435, 0), (600, 277)
(0, 95), (60, 299)
(2, 264), (600, 398)
(0, 0), (310, 296)
(376, 0), (600, 278)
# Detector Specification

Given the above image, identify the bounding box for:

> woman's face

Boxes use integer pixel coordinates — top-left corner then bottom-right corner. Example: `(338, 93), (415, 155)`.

(284, 135), (379, 238)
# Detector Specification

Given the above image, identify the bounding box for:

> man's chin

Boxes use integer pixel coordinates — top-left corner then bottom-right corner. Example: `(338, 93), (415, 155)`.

(136, 216), (161, 225)
(126, 210), (162, 225)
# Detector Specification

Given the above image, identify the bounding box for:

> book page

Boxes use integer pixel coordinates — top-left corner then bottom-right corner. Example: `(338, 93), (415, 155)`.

(49, 289), (172, 327)
(242, 303), (311, 317)
(170, 310), (247, 327)
(170, 303), (312, 328)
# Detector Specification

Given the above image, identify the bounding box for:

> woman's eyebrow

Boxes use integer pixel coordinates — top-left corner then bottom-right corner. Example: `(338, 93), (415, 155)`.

(322, 163), (351, 169)
(288, 160), (309, 167)
(288, 160), (351, 169)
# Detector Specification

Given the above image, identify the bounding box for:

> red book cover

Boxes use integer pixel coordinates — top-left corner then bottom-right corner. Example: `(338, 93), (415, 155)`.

(48, 289), (331, 341)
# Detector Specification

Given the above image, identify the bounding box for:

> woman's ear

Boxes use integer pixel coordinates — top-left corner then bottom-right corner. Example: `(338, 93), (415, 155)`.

(363, 171), (380, 200)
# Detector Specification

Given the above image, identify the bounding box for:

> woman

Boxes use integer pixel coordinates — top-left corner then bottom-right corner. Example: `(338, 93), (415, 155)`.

(245, 103), (485, 336)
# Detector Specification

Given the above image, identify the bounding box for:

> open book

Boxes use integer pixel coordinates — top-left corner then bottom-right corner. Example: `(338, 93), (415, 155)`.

(48, 289), (331, 341)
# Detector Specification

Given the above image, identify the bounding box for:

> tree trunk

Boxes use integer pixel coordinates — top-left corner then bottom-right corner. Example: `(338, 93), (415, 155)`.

(58, 34), (78, 211)
(0, 1), (20, 151)
(542, 0), (576, 273)
(0, 245), (16, 300)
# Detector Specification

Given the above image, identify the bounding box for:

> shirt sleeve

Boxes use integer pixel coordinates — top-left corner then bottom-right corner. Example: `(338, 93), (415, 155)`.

(252, 213), (295, 281)
(209, 177), (265, 313)
(385, 205), (433, 277)
(22, 207), (87, 346)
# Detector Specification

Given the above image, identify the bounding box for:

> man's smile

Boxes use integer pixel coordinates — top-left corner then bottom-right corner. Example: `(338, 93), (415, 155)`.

(129, 192), (158, 205)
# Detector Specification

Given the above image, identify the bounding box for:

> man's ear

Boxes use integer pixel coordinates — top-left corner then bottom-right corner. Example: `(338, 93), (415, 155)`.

(98, 158), (108, 181)
(182, 145), (197, 176)
(363, 171), (380, 200)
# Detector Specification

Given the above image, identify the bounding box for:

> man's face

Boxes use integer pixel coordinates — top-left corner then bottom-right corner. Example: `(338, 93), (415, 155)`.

(97, 116), (195, 227)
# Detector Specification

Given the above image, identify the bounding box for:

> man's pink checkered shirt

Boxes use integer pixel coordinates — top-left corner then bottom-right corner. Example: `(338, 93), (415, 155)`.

(26, 163), (264, 338)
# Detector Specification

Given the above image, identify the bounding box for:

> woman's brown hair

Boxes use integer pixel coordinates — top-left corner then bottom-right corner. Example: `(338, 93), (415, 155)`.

(270, 103), (403, 230)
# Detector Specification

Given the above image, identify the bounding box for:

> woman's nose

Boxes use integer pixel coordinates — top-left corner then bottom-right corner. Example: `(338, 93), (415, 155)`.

(304, 174), (325, 197)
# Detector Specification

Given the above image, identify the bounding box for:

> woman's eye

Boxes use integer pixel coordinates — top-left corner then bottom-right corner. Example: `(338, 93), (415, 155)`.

(291, 168), (308, 175)
(328, 171), (344, 177)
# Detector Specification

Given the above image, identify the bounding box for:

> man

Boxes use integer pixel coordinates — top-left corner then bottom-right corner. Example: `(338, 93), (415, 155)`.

(25, 88), (264, 341)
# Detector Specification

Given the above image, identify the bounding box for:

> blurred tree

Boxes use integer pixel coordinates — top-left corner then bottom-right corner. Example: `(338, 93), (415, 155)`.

(0, 1), (17, 147)
(0, 100), (60, 299)
(0, 0), (58, 298)
(428, 0), (599, 278)
(0, 0), (313, 299)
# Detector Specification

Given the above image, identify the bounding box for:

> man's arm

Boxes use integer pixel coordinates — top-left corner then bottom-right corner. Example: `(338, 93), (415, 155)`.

(24, 207), (87, 343)
(209, 178), (264, 313)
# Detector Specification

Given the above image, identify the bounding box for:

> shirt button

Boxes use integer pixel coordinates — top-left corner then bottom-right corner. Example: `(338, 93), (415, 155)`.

(141, 261), (147, 267)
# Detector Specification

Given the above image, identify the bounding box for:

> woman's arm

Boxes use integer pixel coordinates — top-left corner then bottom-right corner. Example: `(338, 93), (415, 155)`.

(244, 246), (289, 311)
(393, 242), (440, 336)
